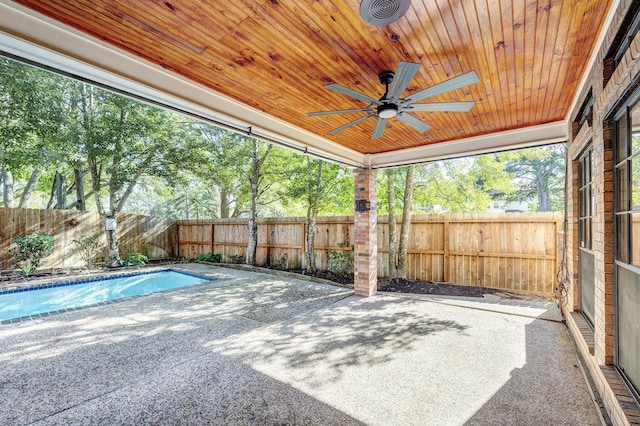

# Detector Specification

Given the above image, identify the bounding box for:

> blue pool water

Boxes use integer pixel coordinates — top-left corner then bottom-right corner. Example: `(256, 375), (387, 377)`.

(0, 270), (209, 322)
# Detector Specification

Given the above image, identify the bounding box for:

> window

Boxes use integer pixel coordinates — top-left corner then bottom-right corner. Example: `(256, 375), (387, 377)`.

(578, 146), (594, 250)
(605, 0), (640, 68)
(615, 99), (640, 265)
(574, 90), (594, 129)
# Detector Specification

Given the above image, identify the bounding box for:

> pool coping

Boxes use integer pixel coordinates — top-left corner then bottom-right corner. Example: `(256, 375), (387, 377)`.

(0, 266), (216, 325)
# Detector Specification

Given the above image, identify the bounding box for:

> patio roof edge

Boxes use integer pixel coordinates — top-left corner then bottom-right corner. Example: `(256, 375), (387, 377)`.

(368, 121), (568, 169)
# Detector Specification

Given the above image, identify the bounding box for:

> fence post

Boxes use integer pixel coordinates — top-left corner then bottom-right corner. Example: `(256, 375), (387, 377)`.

(443, 219), (450, 282)
(176, 224), (181, 258)
(210, 224), (214, 255)
(301, 221), (306, 270)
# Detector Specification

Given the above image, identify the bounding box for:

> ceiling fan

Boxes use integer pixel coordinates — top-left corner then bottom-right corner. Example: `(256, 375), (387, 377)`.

(308, 61), (480, 140)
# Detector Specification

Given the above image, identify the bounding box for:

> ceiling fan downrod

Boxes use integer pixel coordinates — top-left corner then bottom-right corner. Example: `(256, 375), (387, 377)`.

(377, 70), (398, 118)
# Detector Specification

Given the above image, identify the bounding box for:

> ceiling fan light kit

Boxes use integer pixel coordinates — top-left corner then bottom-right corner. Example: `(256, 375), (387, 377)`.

(308, 61), (480, 140)
(378, 103), (398, 118)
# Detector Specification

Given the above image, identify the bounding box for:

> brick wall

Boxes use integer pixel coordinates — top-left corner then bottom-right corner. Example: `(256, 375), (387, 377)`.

(566, 0), (640, 424)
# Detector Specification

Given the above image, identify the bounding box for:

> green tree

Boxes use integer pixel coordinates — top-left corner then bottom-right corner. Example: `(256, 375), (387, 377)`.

(184, 126), (253, 218)
(382, 166), (415, 279)
(0, 58), (67, 208)
(412, 156), (514, 213)
(246, 139), (272, 265)
(386, 168), (398, 277)
(498, 145), (565, 211)
(74, 85), (193, 266)
(282, 156), (353, 271)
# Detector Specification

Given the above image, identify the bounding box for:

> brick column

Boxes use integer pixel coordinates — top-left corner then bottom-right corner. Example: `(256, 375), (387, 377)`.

(593, 121), (616, 365)
(354, 168), (377, 297)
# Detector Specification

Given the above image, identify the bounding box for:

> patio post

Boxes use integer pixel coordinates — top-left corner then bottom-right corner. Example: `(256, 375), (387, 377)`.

(353, 168), (377, 296)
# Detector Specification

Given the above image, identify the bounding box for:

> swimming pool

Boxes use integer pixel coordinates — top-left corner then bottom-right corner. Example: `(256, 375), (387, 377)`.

(0, 270), (210, 322)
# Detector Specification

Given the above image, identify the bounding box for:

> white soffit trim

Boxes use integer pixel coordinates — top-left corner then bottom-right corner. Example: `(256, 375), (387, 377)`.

(369, 121), (567, 168)
(0, 0), (365, 167)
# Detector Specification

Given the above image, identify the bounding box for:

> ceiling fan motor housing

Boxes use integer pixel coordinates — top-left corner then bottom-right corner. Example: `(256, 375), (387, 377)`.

(379, 70), (395, 85)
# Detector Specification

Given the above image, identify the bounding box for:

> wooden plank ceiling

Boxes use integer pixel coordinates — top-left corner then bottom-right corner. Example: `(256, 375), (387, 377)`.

(12, 0), (610, 155)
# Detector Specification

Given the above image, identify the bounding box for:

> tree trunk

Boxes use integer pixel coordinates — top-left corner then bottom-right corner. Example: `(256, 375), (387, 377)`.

(220, 186), (230, 218)
(55, 173), (66, 209)
(47, 172), (66, 209)
(103, 215), (122, 267)
(397, 165), (415, 279)
(185, 192), (190, 220)
(19, 167), (44, 208)
(2, 170), (14, 208)
(304, 161), (322, 272)
(246, 141), (260, 265)
(74, 167), (86, 211)
(387, 169), (397, 278)
(246, 194), (258, 265)
(536, 178), (550, 211)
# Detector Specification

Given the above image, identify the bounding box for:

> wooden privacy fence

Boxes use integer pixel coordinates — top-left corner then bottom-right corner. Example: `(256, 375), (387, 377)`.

(177, 212), (563, 296)
(0, 208), (176, 270)
(0, 208), (561, 296)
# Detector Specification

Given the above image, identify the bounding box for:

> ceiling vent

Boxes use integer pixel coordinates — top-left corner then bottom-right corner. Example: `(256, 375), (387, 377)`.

(360, 0), (411, 26)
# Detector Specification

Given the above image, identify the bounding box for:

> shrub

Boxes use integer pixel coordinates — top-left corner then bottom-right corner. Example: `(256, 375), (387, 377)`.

(327, 241), (354, 274)
(194, 252), (223, 262)
(71, 234), (103, 270)
(276, 253), (289, 270)
(6, 232), (55, 276)
(195, 252), (212, 262)
(124, 252), (148, 266)
(227, 254), (245, 264)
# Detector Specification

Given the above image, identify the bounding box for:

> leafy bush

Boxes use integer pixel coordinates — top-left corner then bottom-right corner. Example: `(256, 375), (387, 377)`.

(195, 252), (212, 262)
(227, 254), (245, 264)
(327, 241), (354, 274)
(71, 234), (103, 269)
(195, 252), (222, 262)
(124, 252), (148, 266)
(6, 232), (55, 276)
(276, 253), (289, 270)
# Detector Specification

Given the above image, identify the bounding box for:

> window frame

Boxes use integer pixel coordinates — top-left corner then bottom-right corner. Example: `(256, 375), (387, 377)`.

(578, 145), (594, 251)
(614, 97), (640, 266)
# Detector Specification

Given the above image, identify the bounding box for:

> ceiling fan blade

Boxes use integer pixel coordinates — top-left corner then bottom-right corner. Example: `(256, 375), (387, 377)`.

(405, 101), (475, 112)
(404, 71), (480, 104)
(387, 61), (421, 102)
(329, 113), (375, 134)
(371, 117), (388, 139)
(397, 113), (432, 133)
(324, 83), (380, 105)
(307, 108), (372, 116)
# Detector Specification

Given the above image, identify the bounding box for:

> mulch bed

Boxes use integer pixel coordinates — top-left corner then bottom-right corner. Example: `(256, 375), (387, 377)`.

(303, 270), (504, 298)
(1, 263), (522, 300)
(0, 269), (71, 284)
(377, 277), (501, 298)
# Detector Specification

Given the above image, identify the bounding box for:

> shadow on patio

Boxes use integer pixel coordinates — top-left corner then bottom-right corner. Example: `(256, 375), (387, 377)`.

(0, 266), (601, 425)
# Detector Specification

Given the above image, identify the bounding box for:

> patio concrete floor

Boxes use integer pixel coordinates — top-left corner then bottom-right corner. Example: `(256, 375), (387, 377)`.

(0, 264), (602, 425)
